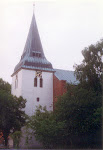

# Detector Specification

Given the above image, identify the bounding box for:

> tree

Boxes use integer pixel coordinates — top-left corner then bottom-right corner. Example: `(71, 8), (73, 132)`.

(28, 106), (65, 148)
(74, 39), (103, 92)
(28, 85), (102, 149)
(0, 78), (27, 147)
(54, 85), (102, 148)
(0, 78), (11, 93)
(11, 131), (22, 149)
(73, 39), (102, 147)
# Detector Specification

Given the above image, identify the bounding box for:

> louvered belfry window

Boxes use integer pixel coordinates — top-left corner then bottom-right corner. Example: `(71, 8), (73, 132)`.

(34, 77), (37, 87)
(40, 78), (43, 87)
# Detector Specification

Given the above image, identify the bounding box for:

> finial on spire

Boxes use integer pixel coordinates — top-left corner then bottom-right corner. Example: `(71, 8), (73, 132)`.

(33, 3), (35, 13)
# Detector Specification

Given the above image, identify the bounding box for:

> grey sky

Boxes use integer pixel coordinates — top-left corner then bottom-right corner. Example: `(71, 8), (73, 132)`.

(0, 0), (103, 83)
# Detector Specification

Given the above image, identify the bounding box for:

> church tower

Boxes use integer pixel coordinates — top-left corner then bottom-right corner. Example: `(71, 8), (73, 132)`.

(11, 13), (54, 116)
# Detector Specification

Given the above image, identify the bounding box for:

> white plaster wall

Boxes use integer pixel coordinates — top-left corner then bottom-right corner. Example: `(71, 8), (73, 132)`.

(12, 69), (53, 116)
(21, 69), (53, 116)
(11, 70), (22, 97)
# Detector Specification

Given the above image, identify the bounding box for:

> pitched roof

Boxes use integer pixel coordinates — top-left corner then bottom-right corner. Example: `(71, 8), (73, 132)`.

(54, 69), (78, 85)
(13, 13), (54, 75)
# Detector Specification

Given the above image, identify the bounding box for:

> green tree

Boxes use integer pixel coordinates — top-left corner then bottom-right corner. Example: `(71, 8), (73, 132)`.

(29, 85), (102, 149)
(54, 85), (102, 148)
(74, 39), (103, 92)
(28, 106), (65, 148)
(0, 78), (27, 147)
(11, 131), (22, 148)
(0, 78), (11, 93)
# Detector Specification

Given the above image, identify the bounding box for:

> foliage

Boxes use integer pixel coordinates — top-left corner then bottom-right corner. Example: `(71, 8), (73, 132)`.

(54, 39), (102, 148)
(29, 86), (102, 149)
(28, 106), (65, 148)
(10, 131), (22, 148)
(0, 78), (11, 93)
(74, 39), (103, 92)
(0, 78), (27, 146)
(54, 85), (102, 148)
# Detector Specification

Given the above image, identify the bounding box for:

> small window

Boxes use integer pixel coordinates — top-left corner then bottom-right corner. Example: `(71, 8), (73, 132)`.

(33, 51), (41, 57)
(15, 74), (18, 89)
(36, 53), (38, 57)
(33, 53), (36, 56)
(40, 78), (43, 87)
(37, 97), (39, 102)
(34, 77), (37, 87)
(15, 80), (16, 89)
(16, 79), (18, 88)
(38, 53), (41, 57)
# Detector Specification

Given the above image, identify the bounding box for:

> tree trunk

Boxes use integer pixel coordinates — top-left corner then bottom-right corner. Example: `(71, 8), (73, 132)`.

(3, 131), (9, 147)
(70, 138), (73, 148)
(4, 136), (8, 147)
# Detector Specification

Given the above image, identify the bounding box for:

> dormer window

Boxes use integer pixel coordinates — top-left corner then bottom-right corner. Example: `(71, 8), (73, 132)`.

(38, 53), (41, 57)
(33, 51), (41, 57)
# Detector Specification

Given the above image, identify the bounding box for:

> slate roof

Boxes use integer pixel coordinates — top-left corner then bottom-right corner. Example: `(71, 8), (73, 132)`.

(13, 13), (54, 75)
(54, 69), (78, 85)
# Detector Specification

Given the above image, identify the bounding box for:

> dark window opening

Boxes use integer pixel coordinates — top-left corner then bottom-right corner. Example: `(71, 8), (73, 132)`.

(34, 77), (37, 87)
(15, 75), (18, 89)
(38, 53), (41, 57)
(33, 53), (36, 56)
(36, 53), (38, 57)
(40, 78), (43, 87)
(37, 97), (39, 102)
(33, 52), (41, 58)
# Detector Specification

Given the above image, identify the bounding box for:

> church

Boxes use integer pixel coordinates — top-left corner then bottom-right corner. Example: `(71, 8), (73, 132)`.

(11, 12), (77, 116)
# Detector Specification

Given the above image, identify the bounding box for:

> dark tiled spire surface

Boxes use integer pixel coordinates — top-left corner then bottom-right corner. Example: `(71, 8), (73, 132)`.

(13, 13), (54, 74)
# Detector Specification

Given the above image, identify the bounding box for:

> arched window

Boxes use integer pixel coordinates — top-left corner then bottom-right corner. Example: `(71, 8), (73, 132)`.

(40, 78), (43, 87)
(15, 80), (16, 89)
(34, 77), (37, 87)
(16, 79), (18, 88)
(15, 74), (18, 89)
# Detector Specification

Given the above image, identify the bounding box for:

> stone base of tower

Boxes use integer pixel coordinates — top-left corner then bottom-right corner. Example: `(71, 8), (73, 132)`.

(19, 127), (43, 149)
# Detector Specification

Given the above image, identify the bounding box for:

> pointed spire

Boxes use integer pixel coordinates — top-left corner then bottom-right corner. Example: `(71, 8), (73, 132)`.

(22, 12), (45, 59)
(13, 11), (54, 75)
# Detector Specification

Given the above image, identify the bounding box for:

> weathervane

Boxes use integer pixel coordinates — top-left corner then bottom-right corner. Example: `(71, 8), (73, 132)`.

(33, 3), (35, 12)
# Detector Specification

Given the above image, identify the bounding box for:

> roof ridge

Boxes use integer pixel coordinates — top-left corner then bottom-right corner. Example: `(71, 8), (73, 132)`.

(54, 69), (78, 85)
(54, 68), (74, 72)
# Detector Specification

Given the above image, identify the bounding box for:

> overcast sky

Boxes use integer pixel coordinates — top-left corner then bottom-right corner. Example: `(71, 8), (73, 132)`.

(0, 0), (103, 83)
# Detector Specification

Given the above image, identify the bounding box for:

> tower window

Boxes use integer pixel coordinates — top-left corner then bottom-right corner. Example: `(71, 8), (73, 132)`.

(33, 51), (41, 57)
(40, 78), (43, 87)
(34, 77), (37, 87)
(15, 80), (16, 89)
(33, 53), (36, 56)
(37, 97), (39, 102)
(38, 53), (41, 57)
(15, 74), (18, 89)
